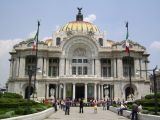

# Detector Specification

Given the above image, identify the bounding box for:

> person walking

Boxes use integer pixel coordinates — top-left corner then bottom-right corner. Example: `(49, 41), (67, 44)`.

(131, 102), (138, 120)
(79, 98), (84, 113)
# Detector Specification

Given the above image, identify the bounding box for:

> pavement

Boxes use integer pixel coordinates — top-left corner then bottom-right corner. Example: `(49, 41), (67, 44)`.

(43, 107), (129, 120)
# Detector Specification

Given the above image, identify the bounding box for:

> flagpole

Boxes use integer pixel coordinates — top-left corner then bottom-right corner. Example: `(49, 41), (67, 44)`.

(33, 21), (40, 99)
(125, 22), (132, 100)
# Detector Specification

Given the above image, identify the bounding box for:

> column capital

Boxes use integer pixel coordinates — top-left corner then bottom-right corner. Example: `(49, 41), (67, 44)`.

(85, 82), (88, 85)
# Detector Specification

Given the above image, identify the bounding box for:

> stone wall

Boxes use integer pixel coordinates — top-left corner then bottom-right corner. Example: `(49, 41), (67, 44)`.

(109, 106), (160, 120)
(2, 108), (54, 120)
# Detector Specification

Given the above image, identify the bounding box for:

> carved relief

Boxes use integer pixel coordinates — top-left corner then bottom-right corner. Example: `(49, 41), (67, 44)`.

(73, 48), (86, 57)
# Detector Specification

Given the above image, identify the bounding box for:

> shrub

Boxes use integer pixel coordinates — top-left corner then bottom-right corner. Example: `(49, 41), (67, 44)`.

(145, 93), (160, 99)
(5, 111), (15, 118)
(30, 108), (37, 113)
(2, 92), (23, 99)
(15, 107), (25, 115)
(0, 114), (11, 119)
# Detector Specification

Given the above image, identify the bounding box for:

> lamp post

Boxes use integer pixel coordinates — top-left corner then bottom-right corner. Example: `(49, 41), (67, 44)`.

(27, 68), (33, 111)
(136, 66), (159, 115)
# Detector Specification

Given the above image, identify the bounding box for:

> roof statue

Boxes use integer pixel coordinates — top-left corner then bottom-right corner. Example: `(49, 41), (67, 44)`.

(77, 7), (82, 14)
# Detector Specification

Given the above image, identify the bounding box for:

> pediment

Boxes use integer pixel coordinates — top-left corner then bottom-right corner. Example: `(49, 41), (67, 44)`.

(112, 39), (146, 51)
(13, 38), (47, 49)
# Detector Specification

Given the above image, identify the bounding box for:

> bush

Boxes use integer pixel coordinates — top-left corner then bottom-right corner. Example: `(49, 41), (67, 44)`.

(15, 107), (25, 115)
(30, 108), (37, 113)
(145, 93), (160, 99)
(2, 92), (23, 99)
(0, 114), (11, 119)
(5, 111), (15, 118)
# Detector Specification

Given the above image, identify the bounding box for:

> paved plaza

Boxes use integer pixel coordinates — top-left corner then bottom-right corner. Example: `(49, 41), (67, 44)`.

(44, 107), (129, 120)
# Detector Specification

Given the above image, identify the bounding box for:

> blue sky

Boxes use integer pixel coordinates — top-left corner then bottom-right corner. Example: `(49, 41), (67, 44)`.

(0, 0), (160, 86)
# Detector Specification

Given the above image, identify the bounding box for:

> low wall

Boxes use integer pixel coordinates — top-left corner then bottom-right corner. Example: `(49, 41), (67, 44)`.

(109, 106), (160, 120)
(2, 108), (54, 120)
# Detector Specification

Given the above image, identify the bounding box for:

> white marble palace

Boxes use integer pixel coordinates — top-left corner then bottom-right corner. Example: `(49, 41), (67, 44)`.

(7, 9), (150, 101)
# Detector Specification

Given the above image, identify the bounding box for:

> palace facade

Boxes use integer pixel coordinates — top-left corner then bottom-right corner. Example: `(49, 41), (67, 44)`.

(7, 9), (150, 101)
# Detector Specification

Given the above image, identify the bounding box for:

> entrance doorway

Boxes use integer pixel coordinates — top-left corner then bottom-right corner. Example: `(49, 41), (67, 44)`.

(25, 86), (33, 99)
(125, 87), (134, 100)
(76, 83), (84, 99)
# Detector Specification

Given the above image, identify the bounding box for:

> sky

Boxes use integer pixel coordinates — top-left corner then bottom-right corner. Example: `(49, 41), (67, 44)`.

(0, 0), (160, 87)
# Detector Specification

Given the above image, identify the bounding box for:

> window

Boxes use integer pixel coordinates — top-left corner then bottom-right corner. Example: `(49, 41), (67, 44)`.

(25, 56), (36, 75)
(83, 59), (88, 63)
(48, 58), (59, 77)
(56, 37), (61, 46)
(78, 67), (82, 75)
(71, 58), (88, 75)
(83, 66), (88, 75)
(99, 38), (103, 46)
(101, 59), (111, 77)
(123, 57), (134, 77)
(72, 66), (76, 75)
(78, 59), (82, 63)
(72, 59), (77, 63)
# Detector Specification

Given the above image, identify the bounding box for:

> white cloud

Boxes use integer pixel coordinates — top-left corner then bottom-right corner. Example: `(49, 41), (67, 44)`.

(84, 14), (96, 23)
(0, 39), (22, 86)
(149, 41), (160, 51)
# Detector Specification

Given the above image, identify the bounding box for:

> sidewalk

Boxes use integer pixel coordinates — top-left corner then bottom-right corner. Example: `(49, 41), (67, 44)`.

(44, 107), (129, 120)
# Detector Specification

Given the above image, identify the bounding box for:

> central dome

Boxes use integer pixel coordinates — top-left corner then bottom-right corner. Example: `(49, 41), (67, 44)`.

(59, 8), (100, 33)
(59, 21), (100, 33)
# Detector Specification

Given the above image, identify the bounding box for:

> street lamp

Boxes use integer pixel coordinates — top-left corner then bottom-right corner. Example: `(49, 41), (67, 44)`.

(136, 66), (159, 115)
(26, 68), (34, 112)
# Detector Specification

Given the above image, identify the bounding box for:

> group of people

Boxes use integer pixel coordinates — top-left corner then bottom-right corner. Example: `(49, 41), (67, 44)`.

(116, 99), (142, 120)
(50, 97), (142, 119)
(50, 98), (102, 115)
(102, 99), (111, 110)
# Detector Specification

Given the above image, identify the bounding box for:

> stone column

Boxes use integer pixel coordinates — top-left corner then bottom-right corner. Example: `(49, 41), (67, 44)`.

(37, 57), (43, 77)
(63, 83), (66, 99)
(85, 83), (88, 100)
(59, 58), (65, 76)
(134, 58), (139, 78)
(56, 84), (58, 99)
(19, 57), (25, 77)
(59, 84), (61, 99)
(113, 58), (118, 78)
(117, 58), (123, 78)
(94, 83), (97, 100)
(92, 59), (95, 75)
(111, 59), (114, 77)
(45, 58), (49, 76)
(37, 57), (43, 71)
(95, 59), (101, 77)
(46, 84), (49, 99)
(73, 83), (75, 100)
(66, 59), (69, 75)
(43, 57), (47, 76)
(101, 84), (104, 99)
(141, 58), (146, 79)
(98, 84), (100, 100)
(16, 57), (20, 77)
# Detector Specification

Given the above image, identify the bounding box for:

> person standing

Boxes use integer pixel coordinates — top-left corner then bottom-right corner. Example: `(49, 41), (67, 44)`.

(79, 98), (84, 113)
(65, 98), (71, 115)
(102, 100), (106, 110)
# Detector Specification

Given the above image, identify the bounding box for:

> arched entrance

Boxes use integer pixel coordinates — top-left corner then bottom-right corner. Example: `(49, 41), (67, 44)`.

(25, 86), (34, 99)
(76, 83), (84, 99)
(125, 87), (134, 100)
